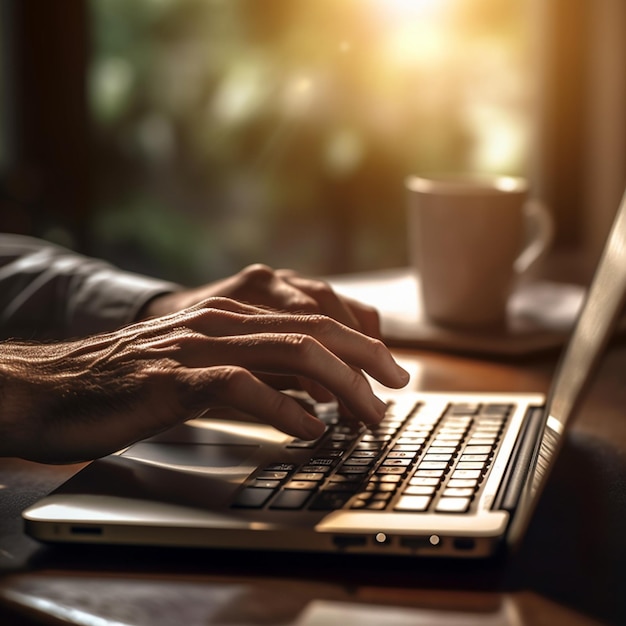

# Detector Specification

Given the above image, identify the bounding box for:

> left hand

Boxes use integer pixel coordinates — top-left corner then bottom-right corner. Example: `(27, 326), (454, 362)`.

(139, 264), (381, 339)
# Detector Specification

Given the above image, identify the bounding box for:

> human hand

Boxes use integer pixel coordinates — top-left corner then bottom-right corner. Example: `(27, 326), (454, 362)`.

(0, 298), (409, 464)
(139, 264), (381, 338)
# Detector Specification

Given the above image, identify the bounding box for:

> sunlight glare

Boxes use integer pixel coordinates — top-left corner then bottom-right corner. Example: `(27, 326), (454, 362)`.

(370, 0), (444, 20)
(281, 74), (317, 117)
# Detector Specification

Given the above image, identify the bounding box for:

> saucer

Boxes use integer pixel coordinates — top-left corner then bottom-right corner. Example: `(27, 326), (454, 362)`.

(328, 268), (590, 357)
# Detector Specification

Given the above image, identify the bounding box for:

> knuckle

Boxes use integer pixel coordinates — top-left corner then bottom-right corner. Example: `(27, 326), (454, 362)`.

(197, 296), (236, 309)
(307, 278), (333, 298)
(210, 365), (250, 394)
(292, 296), (320, 314)
(241, 263), (275, 283)
(282, 332), (319, 359)
(367, 336), (389, 358)
(299, 313), (335, 333)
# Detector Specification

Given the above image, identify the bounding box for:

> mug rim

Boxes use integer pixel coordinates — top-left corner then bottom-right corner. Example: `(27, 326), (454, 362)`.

(406, 173), (528, 195)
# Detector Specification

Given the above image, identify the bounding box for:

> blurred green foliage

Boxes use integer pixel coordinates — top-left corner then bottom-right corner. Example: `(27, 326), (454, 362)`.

(89, 0), (531, 284)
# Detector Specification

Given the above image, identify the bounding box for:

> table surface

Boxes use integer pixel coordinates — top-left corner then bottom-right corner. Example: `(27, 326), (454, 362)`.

(1, 343), (625, 626)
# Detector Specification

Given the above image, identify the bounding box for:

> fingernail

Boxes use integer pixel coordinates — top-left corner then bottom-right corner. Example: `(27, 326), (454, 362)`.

(395, 365), (410, 385)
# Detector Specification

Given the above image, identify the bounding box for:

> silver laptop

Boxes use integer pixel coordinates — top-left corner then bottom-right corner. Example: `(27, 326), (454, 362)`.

(23, 187), (626, 559)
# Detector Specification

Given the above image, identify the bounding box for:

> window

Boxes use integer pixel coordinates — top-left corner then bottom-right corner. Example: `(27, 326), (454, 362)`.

(88, 0), (536, 283)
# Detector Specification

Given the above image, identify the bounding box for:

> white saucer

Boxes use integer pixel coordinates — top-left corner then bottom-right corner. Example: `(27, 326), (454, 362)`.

(328, 268), (589, 357)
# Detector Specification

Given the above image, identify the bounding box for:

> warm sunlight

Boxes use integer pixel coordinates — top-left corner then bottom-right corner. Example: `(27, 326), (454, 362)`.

(368, 0), (446, 21)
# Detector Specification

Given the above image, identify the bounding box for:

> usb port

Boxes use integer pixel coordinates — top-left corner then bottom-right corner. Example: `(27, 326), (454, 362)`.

(70, 525), (103, 536)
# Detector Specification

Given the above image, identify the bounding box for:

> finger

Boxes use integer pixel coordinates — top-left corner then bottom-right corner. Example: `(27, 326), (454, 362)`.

(176, 366), (327, 440)
(337, 295), (382, 340)
(255, 372), (336, 403)
(182, 312), (408, 390)
(276, 272), (362, 330)
(178, 332), (389, 426)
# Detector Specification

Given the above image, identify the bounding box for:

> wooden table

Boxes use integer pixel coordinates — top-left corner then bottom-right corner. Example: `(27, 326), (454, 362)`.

(1, 345), (625, 626)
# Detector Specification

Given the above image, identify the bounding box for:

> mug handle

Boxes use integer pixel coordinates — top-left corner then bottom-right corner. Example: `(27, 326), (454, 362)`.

(514, 200), (554, 275)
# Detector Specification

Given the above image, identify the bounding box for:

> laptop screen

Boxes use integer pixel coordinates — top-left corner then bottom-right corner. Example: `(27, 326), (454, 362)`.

(525, 186), (626, 505)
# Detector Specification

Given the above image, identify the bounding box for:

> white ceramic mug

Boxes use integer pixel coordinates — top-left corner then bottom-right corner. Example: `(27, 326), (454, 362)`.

(406, 174), (554, 330)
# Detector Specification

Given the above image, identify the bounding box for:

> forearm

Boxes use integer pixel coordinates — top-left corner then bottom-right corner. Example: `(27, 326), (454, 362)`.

(0, 337), (148, 463)
(0, 342), (37, 458)
(0, 234), (180, 340)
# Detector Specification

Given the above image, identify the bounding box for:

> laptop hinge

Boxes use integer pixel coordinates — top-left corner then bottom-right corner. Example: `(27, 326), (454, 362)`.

(494, 406), (545, 513)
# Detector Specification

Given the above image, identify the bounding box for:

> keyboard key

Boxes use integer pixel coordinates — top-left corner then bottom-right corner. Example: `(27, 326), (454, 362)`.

(342, 457), (375, 466)
(427, 446), (457, 454)
(397, 437), (426, 445)
(365, 481), (397, 492)
(309, 457), (336, 466)
(436, 497), (471, 513)
(460, 454), (489, 462)
(403, 429), (432, 437)
(270, 489), (314, 509)
(482, 403), (512, 415)
(409, 476), (440, 486)
(443, 487), (475, 497)
(309, 491), (353, 511)
(463, 446), (493, 455)
(451, 469), (481, 480)
(432, 439), (461, 447)
(355, 442), (385, 450)
(352, 491), (392, 508)
(252, 479), (281, 489)
(475, 424), (502, 432)
(382, 458), (412, 467)
(376, 466), (407, 475)
(434, 433), (464, 441)
(447, 402), (480, 415)
(256, 471), (289, 480)
(362, 434), (392, 443)
(415, 469), (445, 478)
(417, 461), (448, 470)
(320, 448), (346, 459)
(364, 500), (387, 510)
(369, 427), (398, 436)
(368, 474), (403, 484)
(301, 465), (333, 473)
(338, 466), (370, 474)
(456, 462), (486, 471)
(264, 463), (296, 472)
(285, 480), (319, 490)
(403, 485), (436, 496)
(387, 450), (418, 459)
(422, 453), (454, 462)
(292, 473), (325, 482)
(395, 495), (431, 511)
(232, 487), (274, 508)
(325, 481), (361, 491)
(447, 478), (478, 488)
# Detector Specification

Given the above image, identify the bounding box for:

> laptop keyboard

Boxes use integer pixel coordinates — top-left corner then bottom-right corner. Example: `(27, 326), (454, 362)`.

(232, 398), (513, 514)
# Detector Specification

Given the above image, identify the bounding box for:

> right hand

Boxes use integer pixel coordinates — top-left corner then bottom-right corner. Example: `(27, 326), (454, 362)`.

(0, 298), (409, 464)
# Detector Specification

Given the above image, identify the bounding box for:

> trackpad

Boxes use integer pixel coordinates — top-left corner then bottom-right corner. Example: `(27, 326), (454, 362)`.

(122, 442), (259, 472)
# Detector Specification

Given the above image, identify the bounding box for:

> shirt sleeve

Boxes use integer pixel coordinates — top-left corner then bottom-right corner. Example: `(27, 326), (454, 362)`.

(0, 234), (182, 340)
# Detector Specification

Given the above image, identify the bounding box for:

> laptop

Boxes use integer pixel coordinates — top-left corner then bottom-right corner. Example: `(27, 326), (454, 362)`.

(22, 186), (626, 559)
